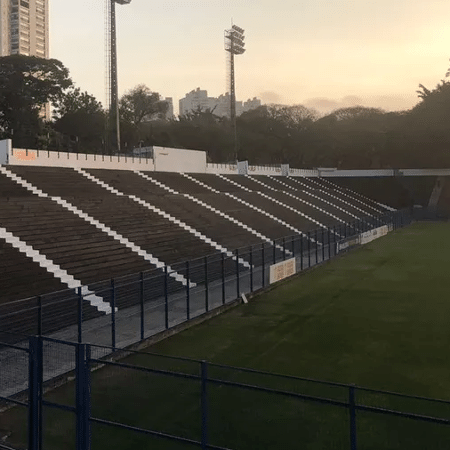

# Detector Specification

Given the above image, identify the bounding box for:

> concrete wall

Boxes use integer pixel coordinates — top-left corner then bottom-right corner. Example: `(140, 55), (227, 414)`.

(320, 169), (395, 177)
(289, 168), (319, 177)
(8, 148), (155, 171)
(0, 139), (10, 165)
(248, 165), (282, 176)
(153, 146), (206, 173)
(320, 168), (450, 177)
(400, 169), (450, 176)
(206, 163), (238, 174)
(4, 139), (450, 177)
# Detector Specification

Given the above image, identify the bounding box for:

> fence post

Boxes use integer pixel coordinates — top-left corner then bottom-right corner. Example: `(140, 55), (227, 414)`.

(204, 256), (209, 312)
(110, 279), (116, 350)
(322, 228), (325, 262)
(292, 236), (295, 257)
(164, 265), (169, 329)
(201, 361), (209, 450)
(349, 385), (357, 450)
(315, 229), (318, 266)
(283, 237), (286, 261)
(236, 249), (240, 298)
(186, 261), (191, 319)
(221, 253), (225, 304)
(37, 296), (42, 336)
(299, 235), (303, 270)
(262, 245), (266, 287)
(328, 227), (331, 260)
(250, 245), (253, 292)
(307, 232), (311, 268)
(273, 240), (276, 264)
(28, 336), (43, 450)
(140, 272), (144, 341)
(76, 343), (91, 450)
(77, 287), (83, 344)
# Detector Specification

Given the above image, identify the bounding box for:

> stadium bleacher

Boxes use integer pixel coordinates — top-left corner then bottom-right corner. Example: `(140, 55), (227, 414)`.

(0, 157), (419, 344)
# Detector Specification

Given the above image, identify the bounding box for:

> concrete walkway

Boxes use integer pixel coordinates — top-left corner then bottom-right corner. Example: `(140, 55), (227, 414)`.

(0, 248), (334, 400)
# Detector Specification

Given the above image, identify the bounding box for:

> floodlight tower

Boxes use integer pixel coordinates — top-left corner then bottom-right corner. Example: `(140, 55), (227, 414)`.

(225, 24), (245, 161)
(105, 0), (131, 154)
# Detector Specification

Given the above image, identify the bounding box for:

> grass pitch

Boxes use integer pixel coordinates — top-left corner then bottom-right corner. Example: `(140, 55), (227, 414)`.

(3, 221), (450, 449)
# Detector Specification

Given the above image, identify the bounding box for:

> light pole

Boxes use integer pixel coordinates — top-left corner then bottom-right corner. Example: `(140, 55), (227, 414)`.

(225, 24), (245, 161)
(106, 0), (132, 154)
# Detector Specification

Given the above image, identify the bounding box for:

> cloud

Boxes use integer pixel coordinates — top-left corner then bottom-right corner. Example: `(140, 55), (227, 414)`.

(303, 94), (418, 115)
(259, 91), (282, 104)
(304, 96), (364, 114)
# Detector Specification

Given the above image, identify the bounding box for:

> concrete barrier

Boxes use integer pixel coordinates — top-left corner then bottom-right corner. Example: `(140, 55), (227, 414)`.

(153, 146), (206, 173)
(0, 139), (11, 165)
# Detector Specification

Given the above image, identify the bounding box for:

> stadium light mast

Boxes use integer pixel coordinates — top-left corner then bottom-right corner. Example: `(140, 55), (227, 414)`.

(106, 0), (132, 154)
(225, 23), (245, 161)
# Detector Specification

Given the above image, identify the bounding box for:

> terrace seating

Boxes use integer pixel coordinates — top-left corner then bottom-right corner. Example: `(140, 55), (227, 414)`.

(0, 170), (160, 291)
(329, 177), (416, 209)
(87, 169), (265, 250)
(10, 167), (218, 270)
(0, 239), (65, 303)
(254, 176), (364, 223)
(280, 176), (383, 216)
(0, 163), (400, 344)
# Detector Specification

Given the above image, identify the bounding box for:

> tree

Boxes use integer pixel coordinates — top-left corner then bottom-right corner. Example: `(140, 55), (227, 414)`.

(119, 84), (168, 128)
(265, 104), (319, 130)
(403, 80), (450, 167)
(52, 87), (105, 153)
(53, 87), (103, 119)
(311, 107), (388, 168)
(0, 55), (72, 147)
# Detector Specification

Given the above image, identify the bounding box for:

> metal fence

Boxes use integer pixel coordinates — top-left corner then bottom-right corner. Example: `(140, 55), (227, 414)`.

(1, 335), (450, 450)
(0, 210), (410, 351)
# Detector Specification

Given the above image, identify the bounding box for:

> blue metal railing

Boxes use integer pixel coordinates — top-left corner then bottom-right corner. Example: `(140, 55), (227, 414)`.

(2, 334), (450, 450)
(0, 210), (409, 351)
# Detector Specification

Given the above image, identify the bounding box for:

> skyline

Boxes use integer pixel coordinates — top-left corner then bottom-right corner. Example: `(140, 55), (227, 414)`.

(49, 0), (450, 116)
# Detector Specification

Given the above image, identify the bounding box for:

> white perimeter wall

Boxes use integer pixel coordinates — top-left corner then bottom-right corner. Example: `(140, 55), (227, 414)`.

(289, 168), (319, 177)
(153, 146), (206, 173)
(8, 147), (155, 171)
(3, 139), (450, 177)
(206, 163), (238, 174)
(248, 166), (282, 176)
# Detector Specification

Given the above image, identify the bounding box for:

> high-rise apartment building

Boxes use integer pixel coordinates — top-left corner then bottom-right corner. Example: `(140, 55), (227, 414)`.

(179, 88), (261, 118)
(0, 0), (49, 58)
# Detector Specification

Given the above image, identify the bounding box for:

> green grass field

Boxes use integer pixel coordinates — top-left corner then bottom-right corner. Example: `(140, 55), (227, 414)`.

(3, 221), (450, 449)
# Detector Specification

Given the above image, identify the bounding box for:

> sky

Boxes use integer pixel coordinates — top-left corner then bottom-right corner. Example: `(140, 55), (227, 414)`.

(50, 0), (450, 116)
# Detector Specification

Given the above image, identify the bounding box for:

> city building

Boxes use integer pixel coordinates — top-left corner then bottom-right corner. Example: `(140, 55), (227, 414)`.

(179, 88), (261, 118)
(0, 0), (49, 58)
(243, 97), (262, 112)
(1, 0), (50, 119)
(164, 97), (174, 120)
(179, 88), (216, 117)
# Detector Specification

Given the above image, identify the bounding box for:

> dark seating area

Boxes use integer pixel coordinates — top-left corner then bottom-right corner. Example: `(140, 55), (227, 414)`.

(1, 169), (155, 285)
(87, 169), (266, 250)
(0, 164), (402, 342)
(0, 239), (65, 303)
(329, 176), (437, 210)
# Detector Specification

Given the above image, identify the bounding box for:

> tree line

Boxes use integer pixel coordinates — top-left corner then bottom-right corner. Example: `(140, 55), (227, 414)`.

(1, 54), (450, 169)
